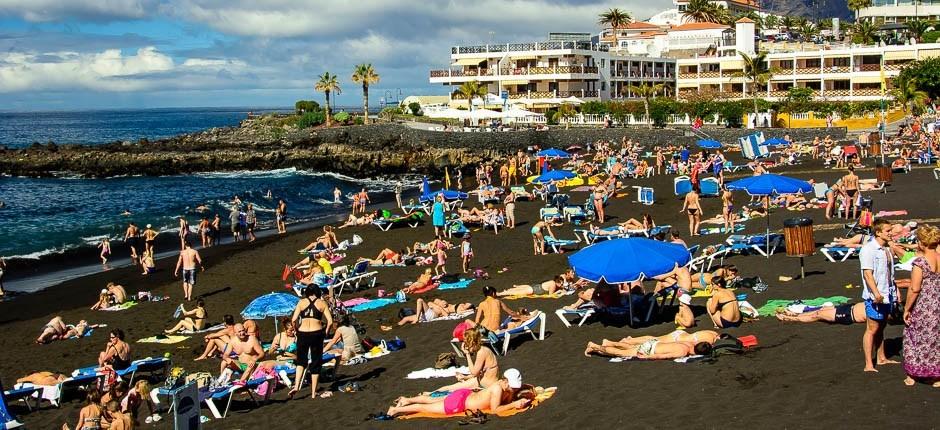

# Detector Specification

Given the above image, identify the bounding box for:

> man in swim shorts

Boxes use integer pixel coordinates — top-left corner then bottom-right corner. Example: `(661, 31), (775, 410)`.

(221, 323), (264, 382)
(174, 241), (204, 301)
(775, 302), (866, 324)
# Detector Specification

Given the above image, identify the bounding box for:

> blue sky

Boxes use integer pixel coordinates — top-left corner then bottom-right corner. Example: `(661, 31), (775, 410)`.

(0, 0), (670, 110)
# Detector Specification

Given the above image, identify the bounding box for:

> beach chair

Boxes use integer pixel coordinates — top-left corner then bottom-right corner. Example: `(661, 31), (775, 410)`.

(674, 176), (692, 196)
(686, 244), (700, 257)
(0, 381), (25, 429)
(401, 203), (427, 215)
(647, 225), (671, 238)
(483, 215), (505, 234)
(555, 304), (596, 327)
(574, 227), (628, 244)
(445, 219), (470, 238)
(699, 177), (720, 197)
(332, 260), (378, 297)
(725, 234), (783, 257)
(544, 236), (581, 254)
(639, 187), (655, 205)
(934, 168), (940, 180)
(539, 207), (563, 223)
(201, 375), (275, 419)
(562, 206), (587, 223)
(4, 385), (40, 412)
(451, 311), (546, 356)
(813, 182), (829, 200)
(820, 246), (857, 262)
(510, 186), (533, 201)
(116, 357), (171, 383)
(372, 214), (422, 231)
(688, 245), (731, 272)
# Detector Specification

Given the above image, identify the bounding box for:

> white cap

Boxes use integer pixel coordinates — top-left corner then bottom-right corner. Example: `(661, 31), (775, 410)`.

(146, 224), (152, 228)
(678, 294), (692, 306)
(503, 368), (522, 389)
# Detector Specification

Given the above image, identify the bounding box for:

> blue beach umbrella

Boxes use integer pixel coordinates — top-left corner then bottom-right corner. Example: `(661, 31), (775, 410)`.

(696, 139), (722, 149)
(536, 148), (570, 158)
(764, 137), (790, 147)
(726, 174), (813, 257)
(567, 238), (691, 284)
(241, 292), (299, 320)
(420, 176), (468, 203)
(531, 169), (576, 184)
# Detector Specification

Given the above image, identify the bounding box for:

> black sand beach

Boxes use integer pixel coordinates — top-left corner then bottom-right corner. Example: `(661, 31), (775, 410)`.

(3, 157), (940, 429)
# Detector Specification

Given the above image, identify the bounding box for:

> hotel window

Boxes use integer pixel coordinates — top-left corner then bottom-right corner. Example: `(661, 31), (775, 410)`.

(831, 80), (850, 90)
(831, 57), (850, 67)
(805, 58), (821, 68)
(601, 82), (606, 91)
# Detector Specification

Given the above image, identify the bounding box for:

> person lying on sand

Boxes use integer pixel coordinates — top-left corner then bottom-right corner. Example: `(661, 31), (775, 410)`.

(165, 299), (208, 334)
(402, 269), (436, 294)
(776, 302), (866, 324)
(37, 316), (103, 344)
(397, 298), (475, 325)
(220, 323), (264, 382)
(17, 371), (68, 386)
(365, 248), (404, 265)
(338, 212), (375, 229)
(496, 276), (566, 297)
(584, 339), (713, 360)
(599, 329), (720, 350)
(385, 369), (532, 418)
(195, 314), (236, 360)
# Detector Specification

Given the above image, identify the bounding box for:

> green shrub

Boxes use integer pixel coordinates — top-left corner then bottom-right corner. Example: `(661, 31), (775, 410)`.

(924, 30), (940, 43)
(294, 100), (320, 114)
(408, 102), (422, 116)
(354, 116), (364, 125)
(296, 111), (325, 128)
(333, 111), (350, 123)
(717, 101), (746, 127)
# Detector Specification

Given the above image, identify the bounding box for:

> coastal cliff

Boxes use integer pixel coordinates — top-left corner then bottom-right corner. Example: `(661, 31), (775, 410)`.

(0, 122), (845, 178)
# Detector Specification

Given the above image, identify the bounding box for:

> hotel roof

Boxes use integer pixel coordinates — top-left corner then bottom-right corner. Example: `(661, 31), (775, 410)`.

(670, 22), (730, 31)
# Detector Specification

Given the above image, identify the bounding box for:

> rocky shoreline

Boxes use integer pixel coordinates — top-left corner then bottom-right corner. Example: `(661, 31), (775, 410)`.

(0, 122), (847, 178)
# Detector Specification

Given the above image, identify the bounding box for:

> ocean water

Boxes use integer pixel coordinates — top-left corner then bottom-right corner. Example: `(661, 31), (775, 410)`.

(0, 168), (417, 260)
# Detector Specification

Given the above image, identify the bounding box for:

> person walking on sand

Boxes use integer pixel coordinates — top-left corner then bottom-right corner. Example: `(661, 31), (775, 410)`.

(356, 188), (370, 215)
(229, 208), (240, 242)
(98, 238), (111, 266)
(143, 224), (158, 254)
(211, 213), (221, 245)
(394, 181), (403, 208)
(174, 241), (204, 301)
(860, 219), (900, 372)
(681, 186), (702, 236)
(178, 216), (189, 250)
(245, 203), (257, 242)
(461, 235), (473, 273)
(432, 194), (446, 237)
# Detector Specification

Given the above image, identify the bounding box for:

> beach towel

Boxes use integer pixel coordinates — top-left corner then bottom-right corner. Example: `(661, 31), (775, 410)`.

(102, 301), (138, 311)
(438, 279), (474, 291)
(373, 262), (407, 267)
(342, 297), (371, 307)
(406, 366), (471, 380)
(502, 289), (575, 301)
(876, 210), (908, 217)
(349, 298), (399, 313)
(570, 186), (592, 192)
(398, 386), (556, 420)
(179, 323), (225, 334)
(137, 335), (190, 344)
(756, 296), (851, 317)
(698, 224), (745, 235)
(67, 327), (97, 339)
(609, 355), (708, 363)
(427, 310), (475, 322)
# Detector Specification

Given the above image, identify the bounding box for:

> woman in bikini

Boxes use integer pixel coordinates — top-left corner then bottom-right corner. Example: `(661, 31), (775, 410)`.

(705, 278), (741, 328)
(65, 389), (103, 430)
(721, 186), (735, 232)
(386, 369), (532, 418)
(165, 299), (208, 334)
(593, 184), (607, 223)
(681, 186), (702, 236)
(289, 286), (333, 399)
(690, 265), (739, 292)
(496, 275), (566, 297)
(530, 221), (555, 256)
(599, 329), (719, 350)
(434, 327), (499, 392)
(841, 166), (860, 220)
(266, 317), (297, 362)
(98, 329), (132, 371)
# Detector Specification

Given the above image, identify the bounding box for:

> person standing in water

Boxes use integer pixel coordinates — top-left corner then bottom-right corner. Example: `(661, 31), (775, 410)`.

(123, 222), (140, 266)
(178, 216), (189, 250)
(174, 241), (204, 301)
(197, 217), (210, 248)
(334, 187), (343, 205)
(229, 208), (241, 242)
(143, 224), (158, 255)
(356, 188), (370, 215)
(277, 199), (288, 234)
(394, 182), (403, 209)
(98, 238), (111, 266)
(245, 204), (257, 242)
(0, 257), (6, 296)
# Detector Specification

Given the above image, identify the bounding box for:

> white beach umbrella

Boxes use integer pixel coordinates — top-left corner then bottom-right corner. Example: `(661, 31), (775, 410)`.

(469, 108), (502, 120)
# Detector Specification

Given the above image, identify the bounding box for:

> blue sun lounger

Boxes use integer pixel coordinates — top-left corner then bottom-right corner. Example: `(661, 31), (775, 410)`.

(555, 304), (596, 327)
(544, 236), (581, 254)
(201, 375), (275, 419)
(821, 246), (857, 262)
(451, 311), (545, 356)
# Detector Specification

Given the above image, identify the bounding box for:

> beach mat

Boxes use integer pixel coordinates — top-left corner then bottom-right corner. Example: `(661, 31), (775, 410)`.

(399, 386), (556, 420)
(503, 290), (575, 301)
(349, 298), (399, 313)
(438, 279), (474, 291)
(138, 335), (190, 344)
(756, 296), (851, 316)
(102, 301), (138, 311)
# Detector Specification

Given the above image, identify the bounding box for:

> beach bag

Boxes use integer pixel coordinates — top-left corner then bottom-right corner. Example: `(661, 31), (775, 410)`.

(165, 367), (186, 390)
(711, 335), (745, 357)
(435, 352), (458, 369)
(385, 337), (406, 351)
(185, 372), (213, 389)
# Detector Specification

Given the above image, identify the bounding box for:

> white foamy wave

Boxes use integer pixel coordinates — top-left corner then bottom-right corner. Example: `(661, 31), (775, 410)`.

(81, 234), (116, 245)
(7, 244), (78, 260)
(192, 168), (302, 180)
(312, 198), (339, 205)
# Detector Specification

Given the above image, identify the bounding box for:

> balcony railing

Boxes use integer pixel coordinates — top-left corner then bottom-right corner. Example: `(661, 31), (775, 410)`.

(855, 64), (881, 72)
(883, 63), (905, 71)
(825, 89), (851, 96)
(678, 73), (697, 79)
(451, 41), (609, 54)
(794, 67), (821, 74)
(431, 66), (599, 78)
(854, 88), (882, 96)
(611, 71), (670, 79)
(699, 71), (720, 78)
(822, 66), (850, 73)
(768, 91), (789, 97)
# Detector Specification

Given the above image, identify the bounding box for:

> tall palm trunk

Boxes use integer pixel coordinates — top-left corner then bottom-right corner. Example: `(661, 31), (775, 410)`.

(362, 83), (370, 124)
(643, 99), (651, 129)
(325, 91), (332, 127)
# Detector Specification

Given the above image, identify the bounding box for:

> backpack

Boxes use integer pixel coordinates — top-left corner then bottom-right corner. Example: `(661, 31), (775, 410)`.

(435, 352), (458, 369)
(711, 335), (745, 357)
(385, 337), (406, 351)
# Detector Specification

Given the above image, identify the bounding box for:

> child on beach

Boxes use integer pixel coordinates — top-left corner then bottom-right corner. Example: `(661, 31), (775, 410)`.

(98, 238), (111, 265)
(435, 240), (448, 276)
(461, 235), (473, 273)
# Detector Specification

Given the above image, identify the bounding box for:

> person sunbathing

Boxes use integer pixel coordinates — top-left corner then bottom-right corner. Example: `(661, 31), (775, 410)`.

(457, 207), (486, 223)
(386, 369), (532, 418)
(497, 276), (566, 297)
(90, 289), (113, 311)
(397, 298), (474, 325)
(471, 286), (524, 333)
(773, 194), (807, 210)
(585, 339), (713, 359)
(600, 329), (720, 350)
(653, 265), (693, 294)
(588, 224), (628, 236)
(266, 317), (297, 362)
(165, 299), (208, 334)
(689, 265), (738, 292)
(674, 294), (696, 328)
(220, 323), (264, 382)
(107, 283), (127, 304)
(323, 315), (364, 362)
(775, 302), (866, 324)
(17, 371), (68, 386)
(892, 157), (910, 170)
(195, 314), (236, 360)
(434, 327), (499, 392)
(338, 212), (375, 228)
(372, 248), (403, 265)
(301, 226), (339, 252)
(402, 269), (436, 294)
(829, 233), (873, 248)
(140, 249), (156, 275)
(98, 328), (131, 371)
(705, 278), (741, 328)
(37, 317), (102, 344)
(619, 214), (655, 231)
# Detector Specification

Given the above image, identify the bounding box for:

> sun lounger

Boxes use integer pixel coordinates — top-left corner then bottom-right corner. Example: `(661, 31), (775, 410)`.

(699, 177), (720, 197)
(725, 234), (783, 257)
(445, 219), (470, 238)
(4, 385), (40, 412)
(688, 245), (731, 272)
(636, 186), (655, 205)
(201, 376), (275, 419)
(813, 182), (829, 200)
(451, 311), (546, 356)
(510, 186), (533, 201)
(574, 227), (628, 244)
(555, 304), (596, 327)
(539, 207), (563, 223)
(372, 214), (423, 231)
(647, 225), (671, 238)
(544, 236), (581, 254)
(674, 176), (692, 196)
(562, 206), (587, 223)
(821, 246), (857, 262)
(401, 203), (427, 215)
(332, 260), (378, 297)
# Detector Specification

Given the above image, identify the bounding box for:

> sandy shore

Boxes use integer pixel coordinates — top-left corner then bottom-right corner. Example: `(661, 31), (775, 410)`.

(3, 156), (940, 429)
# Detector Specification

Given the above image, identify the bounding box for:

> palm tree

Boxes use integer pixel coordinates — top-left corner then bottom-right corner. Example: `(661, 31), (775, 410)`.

(764, 15), (779, 31)
(892, 74), (929, 113)
(848, 0), (873, 21)
(598, 8), (632, 49)
(853, 20), (878, 45)
(315, 72), (341, 127)
(799, 22), (818, 48)
(906, 19), (932, 42)
(818, 18), (833, 30)
(627, 83), (665, 129)
(456, 80), (487, 110)
(780, 16), (796, 33)
(682, 0), (723, 23)
(738, 51), (772, 124)
(351, 64), (380, 124)
(736, 11), (763, 29)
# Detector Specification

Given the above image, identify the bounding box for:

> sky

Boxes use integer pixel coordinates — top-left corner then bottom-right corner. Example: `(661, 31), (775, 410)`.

(0, 0), (671, 110)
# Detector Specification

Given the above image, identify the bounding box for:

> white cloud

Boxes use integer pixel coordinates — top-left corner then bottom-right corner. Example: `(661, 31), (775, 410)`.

(0, 0), (157, 22)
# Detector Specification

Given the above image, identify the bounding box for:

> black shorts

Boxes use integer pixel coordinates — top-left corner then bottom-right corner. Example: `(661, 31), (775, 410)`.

(247, 222), (256, 231)
(833, 304), (855, 325)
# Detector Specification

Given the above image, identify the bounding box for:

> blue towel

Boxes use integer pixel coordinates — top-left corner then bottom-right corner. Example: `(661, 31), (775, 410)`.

(438, 279), (474, 290)
(349, 298), (398, 313)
